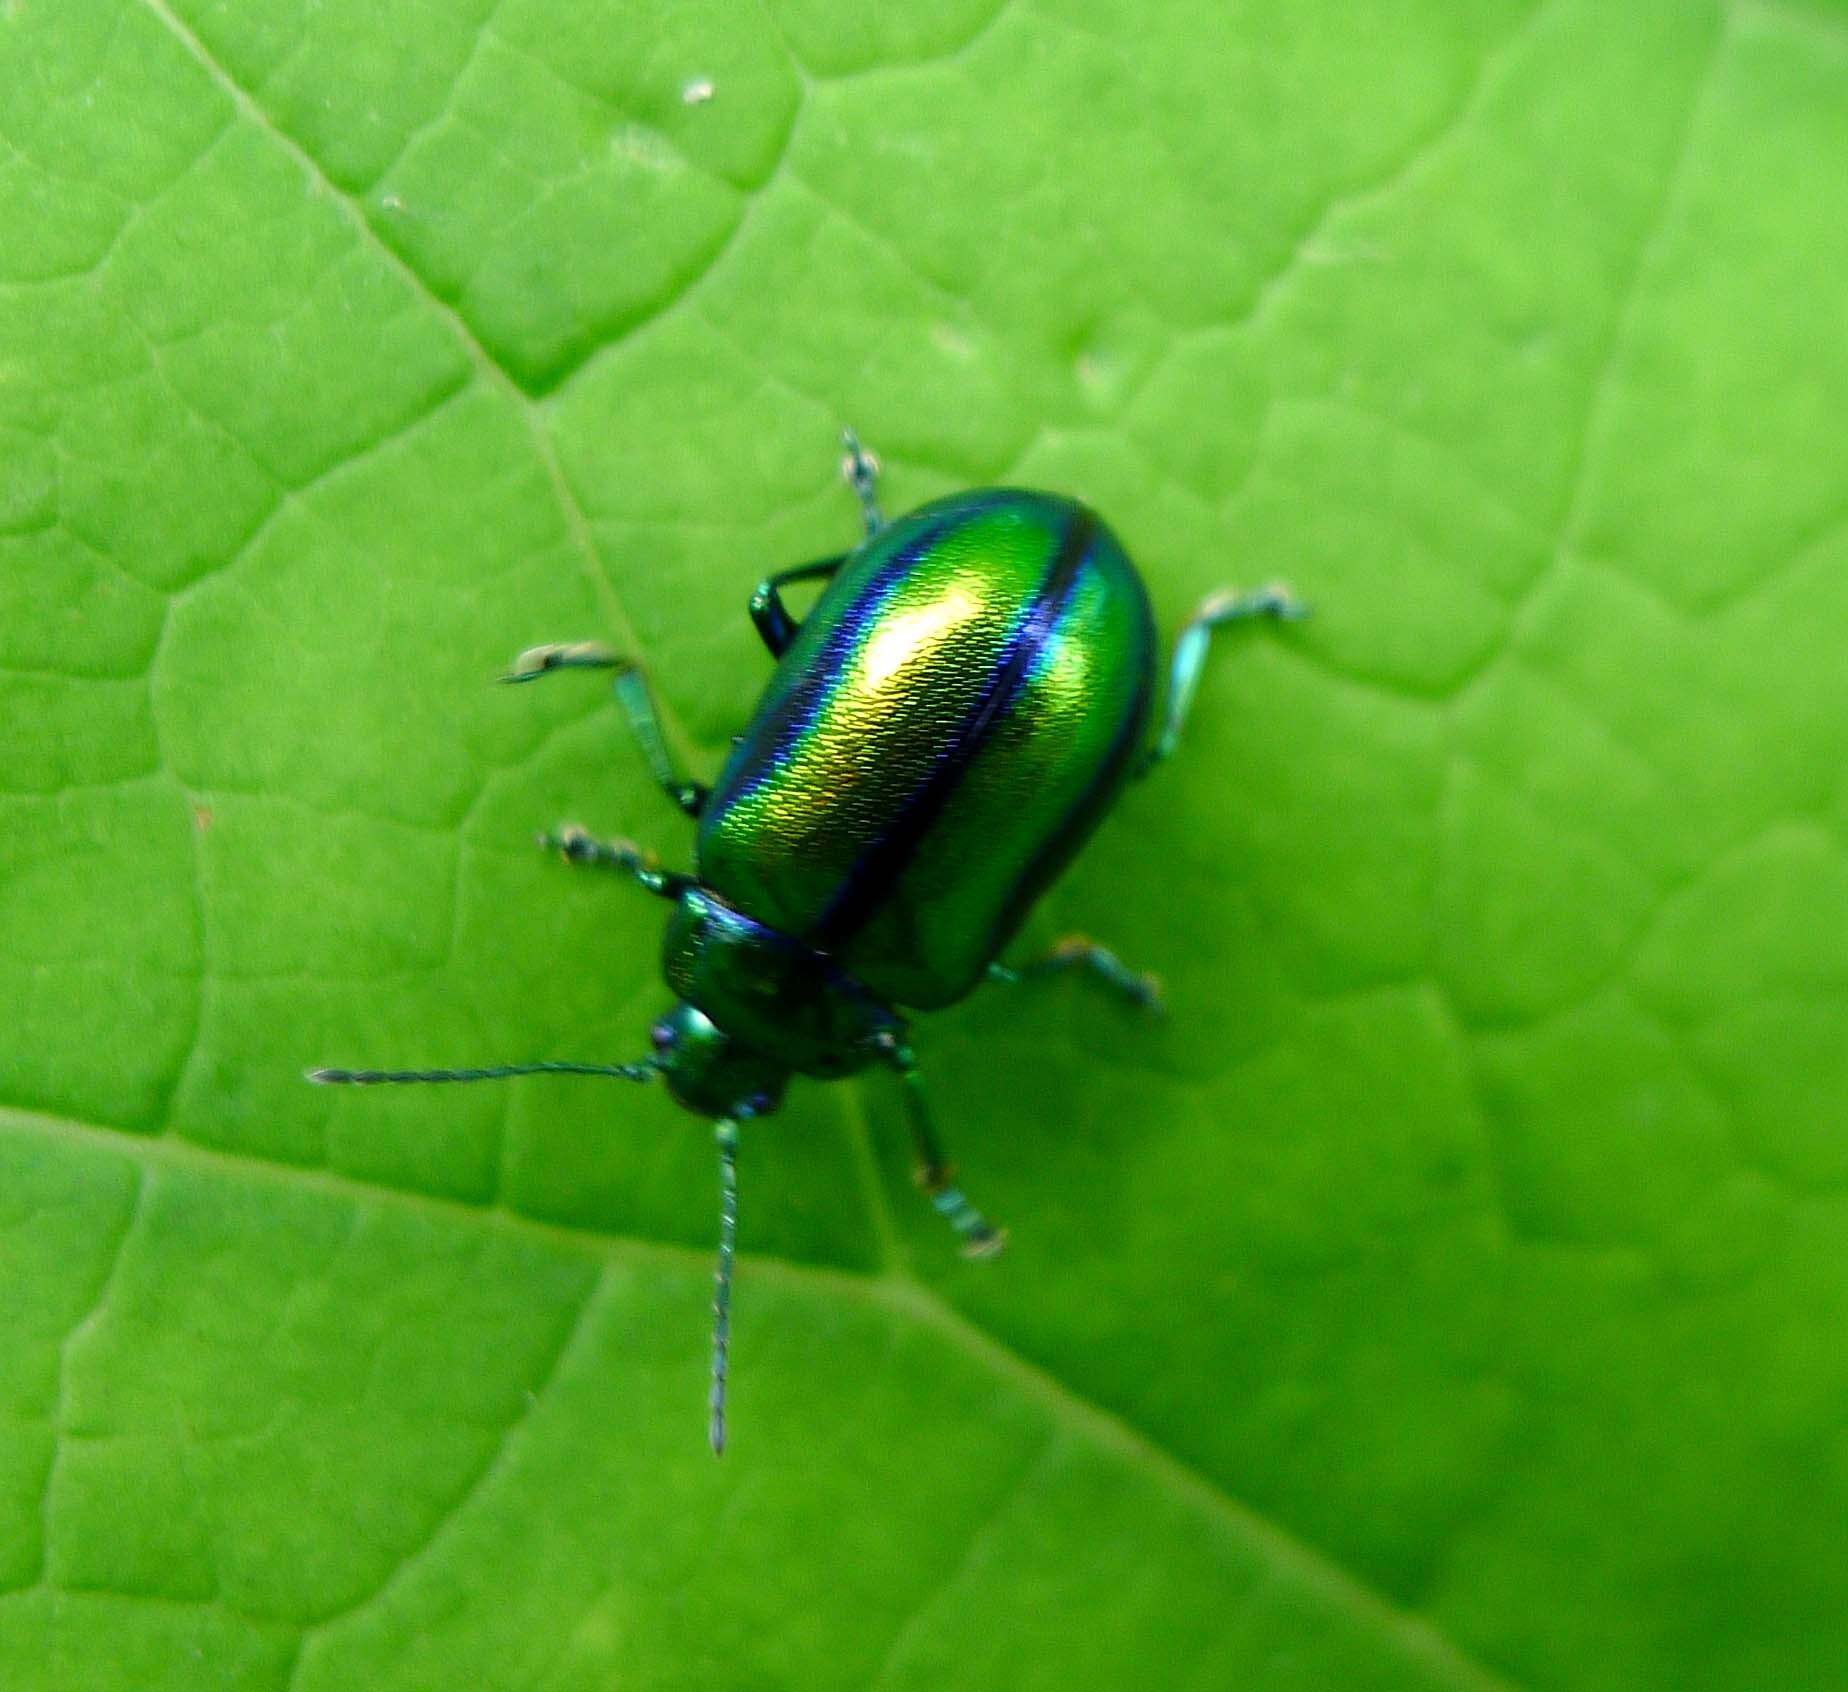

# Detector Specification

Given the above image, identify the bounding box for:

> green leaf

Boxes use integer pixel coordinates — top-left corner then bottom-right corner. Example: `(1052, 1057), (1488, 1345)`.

(3, 0), (1846, 1686)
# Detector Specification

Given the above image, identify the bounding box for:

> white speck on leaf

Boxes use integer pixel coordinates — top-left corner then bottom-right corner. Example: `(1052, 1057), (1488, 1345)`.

(930, 322), (974, 359)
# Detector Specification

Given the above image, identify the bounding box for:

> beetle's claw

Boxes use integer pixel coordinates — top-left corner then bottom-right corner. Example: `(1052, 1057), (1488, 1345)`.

(1260, 582), (1311, 621)
(546, 824), (592, 860)
(500, 644), (558, 683)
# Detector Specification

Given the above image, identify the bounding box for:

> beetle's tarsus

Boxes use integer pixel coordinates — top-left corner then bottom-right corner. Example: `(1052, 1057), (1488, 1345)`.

(1198, 583), (1309, 625)
(910, 1143), (1007, 1260)
(960, 1226), (1008, 1261)
(539, 827), (684, 899)
(541, 824), (650, 867)
(501, 641), (628, 684)
(840, 427), (884, 534)
(917, 1160), (1007, 1257)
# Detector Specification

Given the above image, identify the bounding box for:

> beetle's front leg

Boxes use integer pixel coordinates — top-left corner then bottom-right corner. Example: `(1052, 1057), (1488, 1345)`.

(538, 826), (691, 900)
(502, 645), (708, 818)
(988, 934), (1162, 1013)
(875, 1033), (1005, 1258)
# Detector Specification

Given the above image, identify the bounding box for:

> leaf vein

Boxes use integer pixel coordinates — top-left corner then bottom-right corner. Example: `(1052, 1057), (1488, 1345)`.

(2, 1104), (1521, 1690)
(130, 0), (664, 686)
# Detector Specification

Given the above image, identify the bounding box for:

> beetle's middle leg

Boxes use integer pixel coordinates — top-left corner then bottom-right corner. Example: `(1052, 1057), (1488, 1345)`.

(988, 934), (1162, 1013)
(876, 1034), (1006, 1258)
(502, 645), (708, 818)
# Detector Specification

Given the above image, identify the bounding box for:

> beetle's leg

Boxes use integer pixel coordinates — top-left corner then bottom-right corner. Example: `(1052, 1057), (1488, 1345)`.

(988, 934), (1162, 1013)
(536, 826), (691, 900)
(502, 646), (708, 818)
(876, 1035), (1006, 1258)
(748, 555), (848, 658)
(840, 427), (884, 536)
(1140, 584), (1308, 776)
(745, 431), (884, 655)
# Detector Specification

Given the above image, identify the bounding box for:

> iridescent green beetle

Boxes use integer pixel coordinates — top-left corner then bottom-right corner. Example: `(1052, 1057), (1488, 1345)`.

(312, 434), (1303, 1452)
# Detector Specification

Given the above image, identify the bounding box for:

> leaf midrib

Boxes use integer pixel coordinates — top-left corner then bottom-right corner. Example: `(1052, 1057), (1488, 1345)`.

(2, 1101), (1518, 1692)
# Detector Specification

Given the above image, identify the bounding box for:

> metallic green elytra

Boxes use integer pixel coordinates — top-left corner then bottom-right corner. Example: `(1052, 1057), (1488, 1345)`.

(310, 433), (1305, 1455)
(697, 489), (1155, 1012)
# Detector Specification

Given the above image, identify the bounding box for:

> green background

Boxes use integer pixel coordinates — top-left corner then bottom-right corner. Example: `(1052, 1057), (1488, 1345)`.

(4, 0), (1847, 1686)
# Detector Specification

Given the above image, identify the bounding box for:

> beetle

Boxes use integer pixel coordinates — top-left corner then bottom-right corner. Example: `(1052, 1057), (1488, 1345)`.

(311, 433), (1303, 1453)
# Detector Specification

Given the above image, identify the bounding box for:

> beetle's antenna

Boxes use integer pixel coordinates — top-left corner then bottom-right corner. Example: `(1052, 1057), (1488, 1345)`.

(307, 1060), (659, 1086)
(709, 1117), (741, 1457)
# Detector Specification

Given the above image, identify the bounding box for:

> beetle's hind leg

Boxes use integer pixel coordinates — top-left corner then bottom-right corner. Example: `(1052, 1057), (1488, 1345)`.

(988, 934), (1162, 1013)
(502, 645), (708, 818)
(1140, 584), (1308, 776)
(877, 1035), (1006, 1258)
(537, 826), (690, 900)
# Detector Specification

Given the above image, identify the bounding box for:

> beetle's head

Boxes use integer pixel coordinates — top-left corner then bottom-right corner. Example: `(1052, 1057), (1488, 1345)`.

(649, 1001), (788, 1121)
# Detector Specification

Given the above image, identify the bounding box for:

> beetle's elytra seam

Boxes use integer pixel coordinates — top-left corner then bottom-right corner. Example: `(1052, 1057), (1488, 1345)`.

(808, 508), (1100, 949)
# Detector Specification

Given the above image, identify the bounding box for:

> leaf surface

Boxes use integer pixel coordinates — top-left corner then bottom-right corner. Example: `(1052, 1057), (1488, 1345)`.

(3, 0), (1846, 1686)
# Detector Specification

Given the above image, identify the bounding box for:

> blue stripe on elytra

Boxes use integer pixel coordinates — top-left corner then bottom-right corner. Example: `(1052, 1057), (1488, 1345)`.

(707, 506), (972, 817)
(983, 571), (1154, 960)
(808, 506), (1100, 949)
